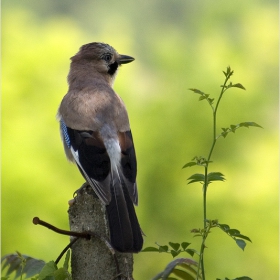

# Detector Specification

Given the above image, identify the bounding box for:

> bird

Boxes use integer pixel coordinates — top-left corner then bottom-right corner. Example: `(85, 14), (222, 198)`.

(57, 42), (143, 253)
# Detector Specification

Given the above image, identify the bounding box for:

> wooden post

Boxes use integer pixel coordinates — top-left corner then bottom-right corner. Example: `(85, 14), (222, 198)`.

(68, 185), (134, 280)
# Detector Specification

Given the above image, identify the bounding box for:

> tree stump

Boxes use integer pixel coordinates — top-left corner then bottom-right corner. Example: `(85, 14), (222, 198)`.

(68, 185), (134, 280)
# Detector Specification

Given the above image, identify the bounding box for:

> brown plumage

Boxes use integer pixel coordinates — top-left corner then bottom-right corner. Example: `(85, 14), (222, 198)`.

(57, 42), (143, 252)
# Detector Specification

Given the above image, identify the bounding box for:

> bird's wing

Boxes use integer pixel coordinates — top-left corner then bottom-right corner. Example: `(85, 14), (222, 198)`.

(118, 130), (138, 205)
(60, 119), (111, 204)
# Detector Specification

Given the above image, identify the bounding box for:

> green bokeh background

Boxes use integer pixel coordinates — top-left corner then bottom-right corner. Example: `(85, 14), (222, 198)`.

(2, 1), (278, 279)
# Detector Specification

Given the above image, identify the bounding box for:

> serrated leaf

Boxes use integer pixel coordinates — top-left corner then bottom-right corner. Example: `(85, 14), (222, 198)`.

(207, 172), (225, 183)
(141, 246), (159, 252)
(181, 242), (191, 250)
(182, 162), (197, 169)
(187, 174), (205, 184)
(172, 268), (196, 280)
(53, 267), (71, 280)
(235, 239), (246, 251)
(169, 242), (180, 251)
(63, 250), (70, 271)
(38, 261), (57, 280)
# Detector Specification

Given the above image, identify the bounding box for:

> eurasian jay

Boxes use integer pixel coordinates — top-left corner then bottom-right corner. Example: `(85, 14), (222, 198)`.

(57, 42), (143, 253)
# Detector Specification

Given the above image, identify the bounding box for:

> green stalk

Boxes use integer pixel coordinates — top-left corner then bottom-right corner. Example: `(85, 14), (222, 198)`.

(196, 70), (231, 280)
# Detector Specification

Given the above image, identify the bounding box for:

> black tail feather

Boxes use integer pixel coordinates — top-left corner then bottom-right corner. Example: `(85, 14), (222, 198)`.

(106, 181), (143, 253)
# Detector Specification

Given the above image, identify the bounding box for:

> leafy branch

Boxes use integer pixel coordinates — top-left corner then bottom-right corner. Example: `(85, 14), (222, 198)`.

(187, 66), (260, 280)
(142, 67), (259, 280)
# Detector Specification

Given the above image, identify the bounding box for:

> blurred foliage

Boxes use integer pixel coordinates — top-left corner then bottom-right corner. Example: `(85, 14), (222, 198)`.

(2, 0), (278, 279)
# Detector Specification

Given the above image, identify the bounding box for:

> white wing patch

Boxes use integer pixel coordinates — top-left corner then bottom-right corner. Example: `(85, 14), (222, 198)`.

(70, 146), (111, 205)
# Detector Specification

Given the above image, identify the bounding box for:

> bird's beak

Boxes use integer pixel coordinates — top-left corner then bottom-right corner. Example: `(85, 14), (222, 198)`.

(118, 55), (135, 64)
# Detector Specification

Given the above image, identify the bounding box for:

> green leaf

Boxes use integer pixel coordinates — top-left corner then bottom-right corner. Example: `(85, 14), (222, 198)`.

(230, 125), (237, 132)
(38, 261), (57, 280)
(1, 255), (21, 276)
(63, 250), (70, 271)
(53, 267), (71, 280)
(232, 83), (246, 90)
(23, 258), (45, 278)
(227, 229), (240, 236)
(235, 239), (246, 251)
(178, 264), (200, 279)
(187, 173), (205, 184)
(207, 172), (225, 183)
(182, 162), (197, 169)
(171, 250), (181, 258)
(159, 245), (169, 253)
(227, 229), (252, 242)
(172, 268), (196, 280)
(181, 242), (191, 250)
(169, 242), (180, 251)
(185, 249), (195, 257)
(239, 122), (263, 128)
(189, 88), (205, 95)
(234, 277), (253, 280)
(156, 258), (198, 280)
(1, 253), (45, 279)
(141, 246), (159, 252)
(233, 234), (252, 242)
(217, 223), (251, 250)
(218, 224), (230, 232)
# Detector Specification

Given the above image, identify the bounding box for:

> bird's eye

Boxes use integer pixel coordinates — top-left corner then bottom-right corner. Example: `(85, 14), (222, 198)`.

(102, 54), (112, 63)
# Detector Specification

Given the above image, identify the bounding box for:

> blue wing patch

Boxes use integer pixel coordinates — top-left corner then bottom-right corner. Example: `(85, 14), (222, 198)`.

(60, 120), (71, 148)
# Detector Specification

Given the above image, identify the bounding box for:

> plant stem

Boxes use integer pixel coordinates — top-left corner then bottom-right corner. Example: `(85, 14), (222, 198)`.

(197, 70), (232, 280)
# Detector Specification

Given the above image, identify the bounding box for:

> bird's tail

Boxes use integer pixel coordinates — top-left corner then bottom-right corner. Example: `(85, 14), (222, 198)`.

(106, 170), (143, 253)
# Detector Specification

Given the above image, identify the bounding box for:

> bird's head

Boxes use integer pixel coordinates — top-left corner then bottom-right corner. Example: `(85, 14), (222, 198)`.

(70, 42), (134, 85)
